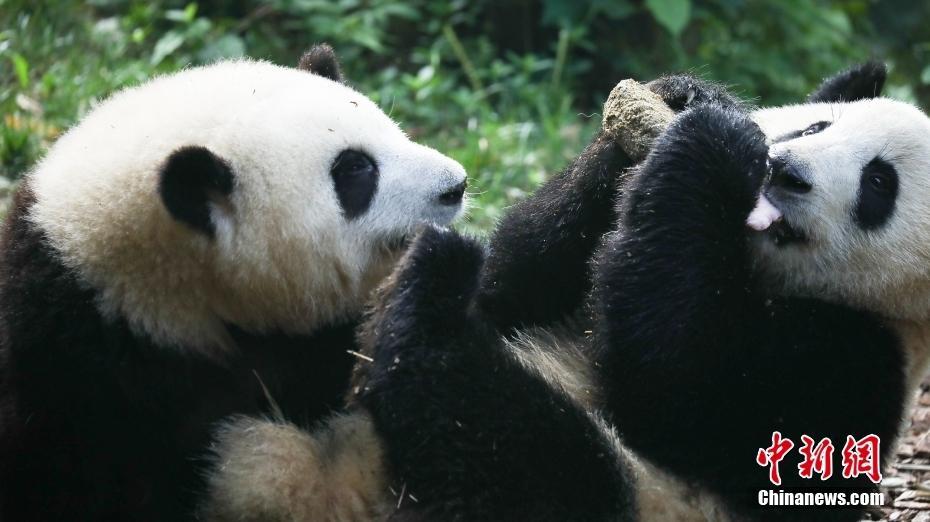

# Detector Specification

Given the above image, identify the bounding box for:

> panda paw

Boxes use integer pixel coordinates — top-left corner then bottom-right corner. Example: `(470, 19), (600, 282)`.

(348, 224), (489, 406)
(653, 104), (769, 199)
(379, 225), (484, 326)
(646, 74), (743, 112)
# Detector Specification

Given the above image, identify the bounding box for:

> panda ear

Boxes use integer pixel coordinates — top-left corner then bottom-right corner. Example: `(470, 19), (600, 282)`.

(807, 61), (886, 103)
(297, 44), (345, 83)
(158, 146), (234, 238)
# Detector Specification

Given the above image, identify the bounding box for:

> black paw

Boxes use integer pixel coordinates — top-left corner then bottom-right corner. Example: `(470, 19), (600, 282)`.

(646, 74), (743, 112)
(659, 104), (768, 191)
(349, 233), (633, 520)
(377, 225), (484, 329)
(350, 225), (487, 400)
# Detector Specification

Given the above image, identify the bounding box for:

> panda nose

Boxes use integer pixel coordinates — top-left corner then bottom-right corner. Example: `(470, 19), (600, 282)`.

(438, 180), (467, 205)
(769, 156), (812, 194)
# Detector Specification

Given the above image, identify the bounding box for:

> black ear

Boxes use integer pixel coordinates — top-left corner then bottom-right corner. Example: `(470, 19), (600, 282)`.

(297, 44), (344, 83)
(807, 62), (886, 103)
(158, 146), (234, 238)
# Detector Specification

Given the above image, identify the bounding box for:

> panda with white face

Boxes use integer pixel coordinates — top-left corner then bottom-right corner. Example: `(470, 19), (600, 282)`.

(202, 63), (930, 522)
(0, 45), (466, 521)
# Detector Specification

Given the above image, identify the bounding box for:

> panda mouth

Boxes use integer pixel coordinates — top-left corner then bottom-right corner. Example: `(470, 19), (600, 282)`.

(746, 193), (808, 247)
(768, 217), (807, 247)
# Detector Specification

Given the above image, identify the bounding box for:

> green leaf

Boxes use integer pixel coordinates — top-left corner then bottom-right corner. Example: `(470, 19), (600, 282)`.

(921, 65), (930, 85)
(183, 3), (198, 22)
(11, 53), (28, 88)
(644, 0), (691, 36)
(150, 31), (184, 66)
(165, 3), (197, 23)
(197, 34), (246, 64)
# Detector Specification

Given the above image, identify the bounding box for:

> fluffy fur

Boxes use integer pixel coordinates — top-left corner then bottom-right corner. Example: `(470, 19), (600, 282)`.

(595, 103), (908, 521)
(203, 412), (390, 522)
(28, 57), (465, 353)
(204, 64), (920, 522)
(0, 46), (466, 521)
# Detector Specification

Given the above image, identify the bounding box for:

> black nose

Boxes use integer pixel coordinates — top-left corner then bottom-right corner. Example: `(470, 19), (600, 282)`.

(769, 157), (812, 194)
(438, 180), (467, 205)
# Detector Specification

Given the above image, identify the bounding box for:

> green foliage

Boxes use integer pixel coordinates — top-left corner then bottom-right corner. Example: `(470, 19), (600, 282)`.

(2, 0), (929, 231)
(645, 0), (692, 36)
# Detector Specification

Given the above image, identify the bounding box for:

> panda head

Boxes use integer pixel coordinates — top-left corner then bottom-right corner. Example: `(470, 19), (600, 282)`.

(27, 45), (468, 353)
(749, 98), (930, 320)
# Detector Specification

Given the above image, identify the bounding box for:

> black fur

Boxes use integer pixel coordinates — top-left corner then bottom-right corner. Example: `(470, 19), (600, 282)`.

(807, 62), (886, 103)
(855, 157), (899, 230)
(351, 226), (636, 522)
(158, 146), (234, 238)
(0, 188), (358, 521)
(331, 149), (379, 219)
(592, 105), (906, 521)
(646, 74), (744, 112)
(478, 133), (632, 332)
(475, 65), (874, 335)
(297, 43), (345, 83)
(345, 66), (906, 522)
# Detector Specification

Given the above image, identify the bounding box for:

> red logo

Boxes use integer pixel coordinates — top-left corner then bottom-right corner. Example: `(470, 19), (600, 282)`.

(798, 435), (834, 480)
(841, 434), (882, 484)
(756, 431), (795, 486)
(757, 433), (882, 485)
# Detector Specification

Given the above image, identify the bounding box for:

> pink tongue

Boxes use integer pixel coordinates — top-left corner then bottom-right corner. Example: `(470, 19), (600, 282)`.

(746, 195), (782, 231)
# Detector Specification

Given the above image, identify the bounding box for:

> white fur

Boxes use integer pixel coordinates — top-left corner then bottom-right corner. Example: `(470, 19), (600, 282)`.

(27, 60), (467, 354)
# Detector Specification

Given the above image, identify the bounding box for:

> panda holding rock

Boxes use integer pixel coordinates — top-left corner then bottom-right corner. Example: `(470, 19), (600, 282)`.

(204, 63), (930, 522)
(0, 45), (468, 521)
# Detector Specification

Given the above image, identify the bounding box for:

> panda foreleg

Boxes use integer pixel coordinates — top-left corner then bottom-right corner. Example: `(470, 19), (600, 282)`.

(350, 226), (636, 521)
(477, 132), (633, 333)
(592, 103), (771, 502)
(594, 103), (769, 398)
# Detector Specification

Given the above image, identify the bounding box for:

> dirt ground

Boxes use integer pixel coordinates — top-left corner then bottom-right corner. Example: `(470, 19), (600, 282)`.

(877, 377), (930, 521)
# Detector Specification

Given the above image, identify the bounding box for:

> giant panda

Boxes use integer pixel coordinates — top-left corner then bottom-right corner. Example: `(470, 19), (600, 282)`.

(0, 45), (468, 521)
(201, 63), (922, 522)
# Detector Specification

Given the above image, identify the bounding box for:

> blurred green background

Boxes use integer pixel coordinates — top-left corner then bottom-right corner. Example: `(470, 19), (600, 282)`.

(2, 0), (929, 231)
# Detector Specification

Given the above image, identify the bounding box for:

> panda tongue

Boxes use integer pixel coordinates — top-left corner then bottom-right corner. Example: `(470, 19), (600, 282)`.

(746, 194), (782, 231)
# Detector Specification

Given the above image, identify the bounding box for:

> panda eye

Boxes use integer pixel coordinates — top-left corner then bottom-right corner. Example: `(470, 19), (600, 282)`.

(332, 150), (376, 178)
(331, 150), (379, 219)
(869, 173), (891, 193)
(801, 121), (831, 137)
(855, 157), (898, 230)
(862, 158), (897, 196)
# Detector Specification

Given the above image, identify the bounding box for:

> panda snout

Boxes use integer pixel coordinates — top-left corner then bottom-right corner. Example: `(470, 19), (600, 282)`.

(769, 156), (812, 194)
(438, 179), (467, 206)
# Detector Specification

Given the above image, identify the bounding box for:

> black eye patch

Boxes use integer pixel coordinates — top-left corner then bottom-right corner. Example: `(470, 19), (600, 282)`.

(771, 120), (832, 144)
(855, 157), (898, 230)
(331, 150), (379, 219)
